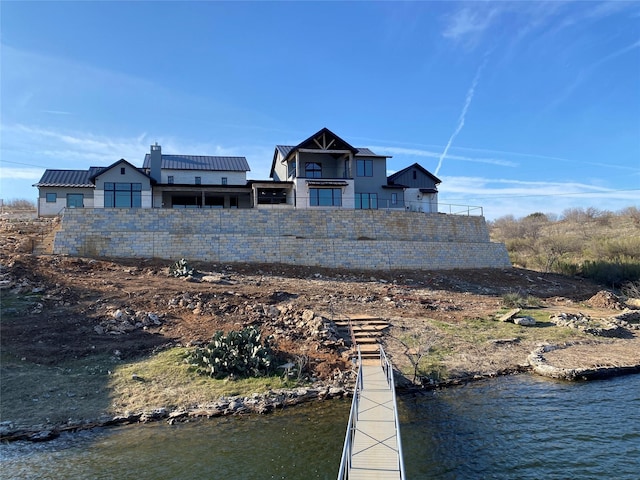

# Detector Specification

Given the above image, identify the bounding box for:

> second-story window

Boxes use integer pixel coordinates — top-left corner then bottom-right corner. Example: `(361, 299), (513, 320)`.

(356, 159), (373, 177)
(195, 176), (201, 185)
(120, 167), (126, 175)
(221, 177), (228, 185)
(168, 176), (174, 184)
(305, 162), (322, 178)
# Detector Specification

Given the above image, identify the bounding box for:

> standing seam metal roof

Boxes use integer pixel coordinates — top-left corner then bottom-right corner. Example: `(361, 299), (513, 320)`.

(142, 154), (250, 171)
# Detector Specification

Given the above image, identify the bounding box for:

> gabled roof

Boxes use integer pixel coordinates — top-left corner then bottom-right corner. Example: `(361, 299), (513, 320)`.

(290, 127), (359, 159)
(270, 128), (387, 178)
(89, 158), (152, 182)
(387, 163), (441, 185)
(34, 159), (153, 188)
(142, 154), (250, 172)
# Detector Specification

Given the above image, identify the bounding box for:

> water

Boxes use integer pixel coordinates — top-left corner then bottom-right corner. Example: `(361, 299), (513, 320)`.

(2, 374), (639, 479)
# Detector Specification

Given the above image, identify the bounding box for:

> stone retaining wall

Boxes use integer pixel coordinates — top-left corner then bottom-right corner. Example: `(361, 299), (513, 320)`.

(53, 209), (511, 270)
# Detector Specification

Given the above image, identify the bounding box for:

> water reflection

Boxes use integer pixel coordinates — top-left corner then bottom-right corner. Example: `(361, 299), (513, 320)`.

(2, 374), (639, 479)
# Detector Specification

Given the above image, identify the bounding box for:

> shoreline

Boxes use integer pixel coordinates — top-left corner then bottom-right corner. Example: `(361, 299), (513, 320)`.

(4, 353), (640, 444)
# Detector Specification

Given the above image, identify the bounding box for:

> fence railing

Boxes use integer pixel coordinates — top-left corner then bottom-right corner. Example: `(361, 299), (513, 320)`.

(337, 347), (363, 480)
(380, 345), (406, 479)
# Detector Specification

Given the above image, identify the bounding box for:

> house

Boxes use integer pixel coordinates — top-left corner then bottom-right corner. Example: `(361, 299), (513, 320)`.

(34, 146), (251, 216)
(141, 144), (252, 209)
(34, 129), (441, 216)
(268, 127), (408, 209)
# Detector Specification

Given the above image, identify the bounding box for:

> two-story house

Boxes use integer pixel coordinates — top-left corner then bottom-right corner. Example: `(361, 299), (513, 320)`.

(268, 127), (403, 209)
(34, 128), (441, 216)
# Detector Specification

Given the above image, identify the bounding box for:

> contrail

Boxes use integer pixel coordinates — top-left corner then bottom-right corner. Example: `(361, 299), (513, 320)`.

(435, 58), (487, 176)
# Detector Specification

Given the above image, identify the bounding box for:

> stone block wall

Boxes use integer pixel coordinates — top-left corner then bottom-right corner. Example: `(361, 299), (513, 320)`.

(53, 209), (511, 270)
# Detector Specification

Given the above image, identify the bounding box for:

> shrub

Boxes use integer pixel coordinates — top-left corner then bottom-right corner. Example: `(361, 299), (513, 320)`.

(169, 258), (195, 277)
(580, 260), (640, 287)
(502, 292), (541, 308)
(186, 327), (275, 379)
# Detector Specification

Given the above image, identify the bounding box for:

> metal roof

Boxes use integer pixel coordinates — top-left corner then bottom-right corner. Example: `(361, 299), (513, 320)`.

(275, 145), (295, 158)
(34, 168), (101, 187)
(355, 147), (387, 157)
(142, 154), (250, 172)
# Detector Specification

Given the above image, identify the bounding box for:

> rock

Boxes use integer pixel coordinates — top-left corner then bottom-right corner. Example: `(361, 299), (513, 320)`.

(498, 308), (521, 322)
(302, 310), (315, 322)
(514, 316), (536, 326)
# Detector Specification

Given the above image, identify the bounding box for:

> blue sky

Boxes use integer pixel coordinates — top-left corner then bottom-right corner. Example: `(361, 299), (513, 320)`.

(1, 1), (638, 219)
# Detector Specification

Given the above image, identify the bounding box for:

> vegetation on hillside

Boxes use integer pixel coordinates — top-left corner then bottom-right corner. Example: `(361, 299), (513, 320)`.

(490, 207), (640, 287)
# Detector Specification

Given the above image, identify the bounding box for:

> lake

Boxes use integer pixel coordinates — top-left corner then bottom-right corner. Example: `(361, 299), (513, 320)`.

(2, 373), (638, 479)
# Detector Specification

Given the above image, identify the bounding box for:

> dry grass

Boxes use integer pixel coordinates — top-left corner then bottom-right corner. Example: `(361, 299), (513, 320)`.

(542, 339), (640, 369)
(107, 348), (296, 413)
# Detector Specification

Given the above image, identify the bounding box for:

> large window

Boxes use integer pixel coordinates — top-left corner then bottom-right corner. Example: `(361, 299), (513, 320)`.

(356, 159), (373, 177)
(355, 193), (378, 209)
(104, 182), (142, 208)
(305, 162), (322, 178)
(309, 188), (342, 207)
(66, 193), (84, 208)
(46, 193), (57, 203)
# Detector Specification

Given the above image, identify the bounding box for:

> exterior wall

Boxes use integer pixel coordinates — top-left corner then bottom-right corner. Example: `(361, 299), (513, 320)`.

(161, 170), (246, 185)
(404, 188), (438, 213)
(53, 209), (511, 270)
(390, 168), (438, 190)
(93, 164), (153, 209)
(37, 187), (95, 216)
(294, 179), (355, 209)
(353, 156), (396, 208)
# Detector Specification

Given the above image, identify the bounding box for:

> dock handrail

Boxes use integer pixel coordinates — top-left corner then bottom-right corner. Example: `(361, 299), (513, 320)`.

(337, 347), (362, 480)
(380, 345), (406, 479)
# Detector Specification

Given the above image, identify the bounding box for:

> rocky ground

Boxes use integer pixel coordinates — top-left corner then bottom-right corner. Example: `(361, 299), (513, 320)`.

(1, 215), (639, 439)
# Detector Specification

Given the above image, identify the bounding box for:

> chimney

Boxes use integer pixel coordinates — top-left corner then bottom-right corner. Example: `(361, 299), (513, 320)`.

(150, 143), (162, 182)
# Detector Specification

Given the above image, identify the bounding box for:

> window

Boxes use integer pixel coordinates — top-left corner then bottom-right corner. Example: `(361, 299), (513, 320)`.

(305, 162), (322, 178)
(121, 167), (126, 175)
(66, 193), (84, 208)
(168, 176), (174, 184)
(309, 188), (342, 207)
(355, 193), (378, 210)
(356, 159), (373, 177)
(412, 170), (417, 180)
(391, 193), (398, 205)
(46, 193), (57, 203)
(195, 176), (201, 185)
(104, 182), (142, 208)
(221, 177), (228, 185)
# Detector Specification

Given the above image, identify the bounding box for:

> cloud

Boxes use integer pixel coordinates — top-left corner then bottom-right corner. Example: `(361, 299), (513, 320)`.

(437, 175), (640, 219)
(442, 7), (499, 47)
(371, 145), (517, 168)
(0, 167), (43, 181)
(435, 56), (488, 175)
(546, 39), (640, 110)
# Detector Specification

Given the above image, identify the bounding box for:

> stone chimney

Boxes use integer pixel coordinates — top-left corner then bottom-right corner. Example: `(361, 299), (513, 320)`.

(150, 143), (162, 182)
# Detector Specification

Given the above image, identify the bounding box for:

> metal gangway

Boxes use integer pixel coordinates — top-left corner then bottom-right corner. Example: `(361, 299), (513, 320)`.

(337, 346), (406, 479)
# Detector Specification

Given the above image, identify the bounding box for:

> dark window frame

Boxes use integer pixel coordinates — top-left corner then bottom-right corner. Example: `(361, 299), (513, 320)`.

(309, 188), (342, 207)
(104, 182), (142, 208)
(355, 193), (378, 210)
(356, 159), (373, 177)
(45, 193), (57, 203)
(305, 162), (322, 179)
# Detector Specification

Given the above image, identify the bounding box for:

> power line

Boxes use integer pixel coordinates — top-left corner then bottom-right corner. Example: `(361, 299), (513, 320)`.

(0, 160), (49, 169)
